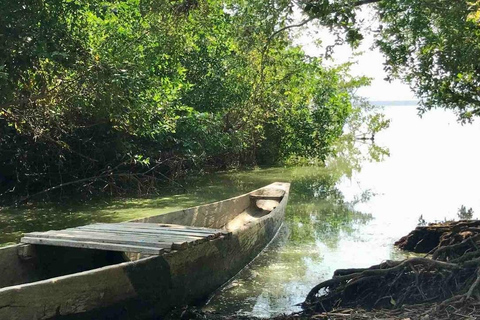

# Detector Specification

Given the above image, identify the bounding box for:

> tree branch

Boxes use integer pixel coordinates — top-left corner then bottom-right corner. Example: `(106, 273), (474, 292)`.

(304, 257), (460, 303)
(354, 0), (381, 6)
(266, 17), (315, 45)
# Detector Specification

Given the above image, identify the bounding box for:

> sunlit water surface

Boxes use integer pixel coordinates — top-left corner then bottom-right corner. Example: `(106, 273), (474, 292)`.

(2, 106), (480, 318)
(202, 105), (480, 317)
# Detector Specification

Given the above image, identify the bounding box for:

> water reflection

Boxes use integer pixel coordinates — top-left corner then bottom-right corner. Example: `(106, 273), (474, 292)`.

(0, 167), (355, 245)
(204, 166), (374, 317)
(205, 105), (480, 317)
(0, 164), (374, 317)
(3, 105), (478, 318)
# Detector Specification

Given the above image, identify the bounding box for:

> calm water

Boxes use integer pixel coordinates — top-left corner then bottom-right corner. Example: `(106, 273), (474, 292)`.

(1, 105), (480, 318)
(203, 105), (480, 317)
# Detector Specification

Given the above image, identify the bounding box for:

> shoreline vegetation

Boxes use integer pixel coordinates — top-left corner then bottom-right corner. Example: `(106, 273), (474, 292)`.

(1, 0), (388, 207)
(2, 0), (480, 209)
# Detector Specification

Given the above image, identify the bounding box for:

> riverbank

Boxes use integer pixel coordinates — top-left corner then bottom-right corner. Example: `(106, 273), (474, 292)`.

(192, 219), (480, 320)
(167, 300), (480, 319)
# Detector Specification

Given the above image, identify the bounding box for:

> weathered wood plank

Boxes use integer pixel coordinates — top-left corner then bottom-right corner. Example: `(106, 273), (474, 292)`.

(26, 230), (191, 245)
(24, 231), (189, 250)
(117, 223), (232, 237)
(78, 223), (215, 233)
(117, 223), (229, 234)
(21, 237), (164, 254)
(77, 225), (217, 239)
(250, 188), (285, 199)
(61, 228), (205, 241)
(20, 221), (231, 254)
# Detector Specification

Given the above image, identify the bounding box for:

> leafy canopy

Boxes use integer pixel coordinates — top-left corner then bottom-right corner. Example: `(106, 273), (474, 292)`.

(0, 0), (372, 201)
(300, 0), (480, 121)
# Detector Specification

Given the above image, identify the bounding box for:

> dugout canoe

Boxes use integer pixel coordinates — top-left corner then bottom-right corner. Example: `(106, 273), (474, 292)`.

(0, 182), (290, 319)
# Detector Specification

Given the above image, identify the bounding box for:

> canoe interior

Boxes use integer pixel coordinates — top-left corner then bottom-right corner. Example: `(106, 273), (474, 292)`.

(0, 183), (287, 290)
(21, 223), (231, 255)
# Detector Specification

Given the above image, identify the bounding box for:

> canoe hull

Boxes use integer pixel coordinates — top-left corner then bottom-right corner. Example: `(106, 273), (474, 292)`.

(0, 183), (289, 319)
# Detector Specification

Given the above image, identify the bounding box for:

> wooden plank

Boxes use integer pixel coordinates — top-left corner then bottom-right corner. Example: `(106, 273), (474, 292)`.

(82, 227), (211, 239)
(115, 223), (231, 237)
(62, 228), (205, 241)
(24, 231), (189, 250)
(78, 223), (215, 233)
(93, 230), (202, 246)
(21, 237), (164, 255)
(250, 188), (285, 199)
(154, 223), (228, 232)
(26, 230), (192, 246)
(108, 223), (231, 238)
(116, 222), (220, 233)
(117, 223), (229, 234)
(77, 225), (216, 239)
(124, 222), (221, 230)
(81, 223), (217, 234)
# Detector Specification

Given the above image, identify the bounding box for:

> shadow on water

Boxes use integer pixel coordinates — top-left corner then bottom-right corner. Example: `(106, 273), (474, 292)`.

(0, 169), (275, 245)
(201, 166), (373, 317)
(0, 166), (366, 246)
(0, 164), (373, 318)
(0, 193), (221, 245)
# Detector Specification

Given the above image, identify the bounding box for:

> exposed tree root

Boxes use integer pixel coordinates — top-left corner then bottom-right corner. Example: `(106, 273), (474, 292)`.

(168, 220), (480, 320)
(303, 220), (480, 315)
(395, 220), (480, 256)
(289, 299), (480, 319)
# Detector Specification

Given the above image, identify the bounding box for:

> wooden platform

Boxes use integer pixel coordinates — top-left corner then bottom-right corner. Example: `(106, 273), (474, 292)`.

(21, 222), (230, 255)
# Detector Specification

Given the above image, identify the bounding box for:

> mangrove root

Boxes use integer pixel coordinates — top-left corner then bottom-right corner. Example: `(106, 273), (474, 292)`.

(303, 220), (480, 314)
(395, 220), (480, 258)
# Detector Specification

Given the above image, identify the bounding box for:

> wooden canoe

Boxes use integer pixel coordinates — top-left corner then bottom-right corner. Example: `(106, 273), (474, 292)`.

(0, 182), (290, 319)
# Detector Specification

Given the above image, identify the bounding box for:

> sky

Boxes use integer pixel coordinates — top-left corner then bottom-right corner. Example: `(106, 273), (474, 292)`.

(293, 5), (417, 102)
(292, 5), (480, 220)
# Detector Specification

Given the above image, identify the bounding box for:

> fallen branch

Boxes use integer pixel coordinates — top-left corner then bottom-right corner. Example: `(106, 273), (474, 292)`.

(15, 158), (186, 204)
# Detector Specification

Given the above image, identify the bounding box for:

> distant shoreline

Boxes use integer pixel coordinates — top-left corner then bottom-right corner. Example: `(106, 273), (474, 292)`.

(369, 100), (419, 106)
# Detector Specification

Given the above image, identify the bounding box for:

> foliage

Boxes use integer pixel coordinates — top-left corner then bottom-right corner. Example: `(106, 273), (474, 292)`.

(376, 0), (480, 122)
(458, 205), (474, 220)
(417, 214), (427, 226)
(0, 0), (366, 202)
(300, 0), (480, 121)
